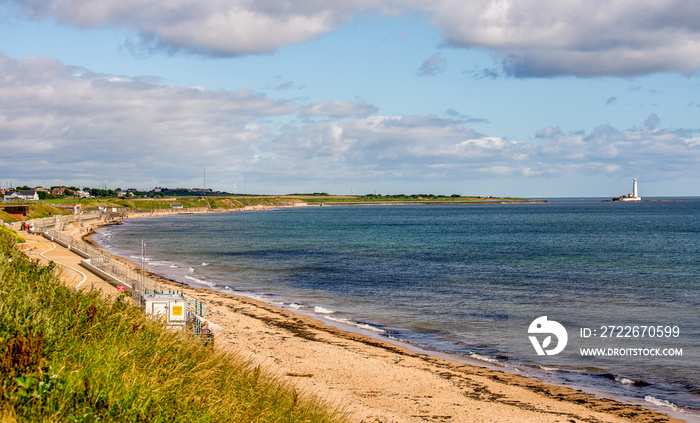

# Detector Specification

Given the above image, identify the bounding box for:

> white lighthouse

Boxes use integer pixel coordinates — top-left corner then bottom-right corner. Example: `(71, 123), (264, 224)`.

(620, 178), (641, 201)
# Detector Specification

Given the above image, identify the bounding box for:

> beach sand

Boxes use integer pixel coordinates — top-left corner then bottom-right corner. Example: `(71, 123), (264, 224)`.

(26, 216), (681, 423)
(153, 283), (681, 423)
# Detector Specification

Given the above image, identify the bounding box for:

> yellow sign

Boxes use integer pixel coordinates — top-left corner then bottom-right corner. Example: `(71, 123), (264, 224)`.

(172, 305), (183, 316)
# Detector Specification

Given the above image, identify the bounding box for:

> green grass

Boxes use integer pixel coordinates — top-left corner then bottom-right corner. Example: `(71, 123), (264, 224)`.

(4, 194), (544, 224)
(25, 204), (71, 220)
(0, 204), (70, 223)
(57, 196), (304, 211)
(0, 232), (348, 422)
(0, 210), (14, 223)
(291, 194), (539, 204)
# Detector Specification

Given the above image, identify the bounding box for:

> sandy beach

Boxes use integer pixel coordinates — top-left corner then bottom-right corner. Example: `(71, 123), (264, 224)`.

(22, 212), (681, 423)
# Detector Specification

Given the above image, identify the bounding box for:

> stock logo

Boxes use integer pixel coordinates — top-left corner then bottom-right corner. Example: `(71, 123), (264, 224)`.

(528, 316), (568, 356)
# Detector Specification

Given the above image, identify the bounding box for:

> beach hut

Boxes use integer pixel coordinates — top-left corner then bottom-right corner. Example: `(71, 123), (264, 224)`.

(144, 293), (187, 330)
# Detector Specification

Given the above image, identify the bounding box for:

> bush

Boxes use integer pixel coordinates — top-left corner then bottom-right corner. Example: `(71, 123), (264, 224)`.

(0, 227), (25, 244)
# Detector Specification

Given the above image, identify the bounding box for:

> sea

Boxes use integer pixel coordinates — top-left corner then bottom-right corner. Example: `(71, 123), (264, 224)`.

(93, 198), (700, 420)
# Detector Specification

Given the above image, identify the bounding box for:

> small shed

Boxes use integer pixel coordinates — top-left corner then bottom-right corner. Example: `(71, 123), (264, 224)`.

(3, 205), (29, 221)
(143, 293), (187, 330)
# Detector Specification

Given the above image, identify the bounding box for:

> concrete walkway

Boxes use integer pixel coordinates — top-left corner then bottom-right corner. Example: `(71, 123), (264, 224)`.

(21, 231), (119, 297)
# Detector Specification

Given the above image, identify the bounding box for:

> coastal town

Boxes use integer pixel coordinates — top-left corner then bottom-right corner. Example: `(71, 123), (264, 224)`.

(1, 185), (222, 201)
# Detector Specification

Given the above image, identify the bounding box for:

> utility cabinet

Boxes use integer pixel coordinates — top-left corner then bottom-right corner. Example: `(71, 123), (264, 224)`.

(144, 293), (187, 330)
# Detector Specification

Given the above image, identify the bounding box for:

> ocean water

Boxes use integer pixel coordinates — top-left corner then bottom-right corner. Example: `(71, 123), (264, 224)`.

(94, 198), (700, 419)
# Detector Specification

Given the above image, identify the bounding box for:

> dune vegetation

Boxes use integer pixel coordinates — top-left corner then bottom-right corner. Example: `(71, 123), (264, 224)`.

(0, 231), (347, 422)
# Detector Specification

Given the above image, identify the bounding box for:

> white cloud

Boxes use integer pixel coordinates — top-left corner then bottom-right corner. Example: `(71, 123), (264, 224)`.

(268, 113), (700, 185)
(535, 126), (562, 139)
(7, 0), (700, 76)
(0, 54), (297, 183)
(534, 122), (700, 179)
(302, 100), (379, 118)
(1, 54), (699, 191)
(8, 0), (396, 56)
(425, 0), (700, 76)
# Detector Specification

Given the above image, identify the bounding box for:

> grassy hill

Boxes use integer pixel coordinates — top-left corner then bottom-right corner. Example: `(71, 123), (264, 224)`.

(0, 194), (545, 223)
(0, 204), (71, 223)
(0, 231), (347, 422)
(38, 196), (304, 211)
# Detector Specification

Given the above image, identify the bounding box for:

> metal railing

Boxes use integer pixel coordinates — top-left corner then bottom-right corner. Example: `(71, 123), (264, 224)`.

(39, 228), (207, 319)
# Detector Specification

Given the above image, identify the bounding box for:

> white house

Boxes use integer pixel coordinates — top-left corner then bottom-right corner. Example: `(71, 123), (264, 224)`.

(3, 190), (39, 202)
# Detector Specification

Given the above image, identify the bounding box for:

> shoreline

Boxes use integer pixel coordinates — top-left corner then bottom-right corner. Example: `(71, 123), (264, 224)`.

(77, 210), (683, 422)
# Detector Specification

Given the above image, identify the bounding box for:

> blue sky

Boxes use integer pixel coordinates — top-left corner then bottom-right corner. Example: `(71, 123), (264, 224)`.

(1, 1), (699, 197)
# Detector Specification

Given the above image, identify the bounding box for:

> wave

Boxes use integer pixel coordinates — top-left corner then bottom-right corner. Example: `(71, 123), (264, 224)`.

(597, 373), (650, 387)
(614, 375), (635, 385)
(314, 306), (335, 314)
(644, 395), (679, 411)
(323, 316), (386, 335)
(289, 303), (306, 310)
(185, 275), (214, 287)
(355, 322), (386, 334)
(536, 365), (564, 372)
(324, 315), (352, 324)
(202, 262), (209, 266)
(469, 353), (501, 364)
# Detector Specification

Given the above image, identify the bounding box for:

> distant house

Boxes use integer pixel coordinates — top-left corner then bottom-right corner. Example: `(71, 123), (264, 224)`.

(3, 190), (39, 202)
(52, 186), (67, 196)
(170, 203), (184, 209)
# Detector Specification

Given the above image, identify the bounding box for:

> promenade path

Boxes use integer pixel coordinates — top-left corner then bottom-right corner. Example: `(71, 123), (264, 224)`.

(20, 230), (119, 297)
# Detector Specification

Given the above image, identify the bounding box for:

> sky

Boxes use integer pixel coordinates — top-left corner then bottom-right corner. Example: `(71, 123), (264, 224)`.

(0, 1), (699, 197)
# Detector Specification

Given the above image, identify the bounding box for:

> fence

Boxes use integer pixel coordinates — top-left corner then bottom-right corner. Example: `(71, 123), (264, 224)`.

(32, 213), (105, 233)
(38, 227), (208, 320)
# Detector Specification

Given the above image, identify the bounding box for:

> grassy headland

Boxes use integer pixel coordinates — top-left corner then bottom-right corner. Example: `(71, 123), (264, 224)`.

(0, 194), (545, 223)
(40, 196), (304, 211)
(0, 231), (347, 422)
(288, 193), (543, 204)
